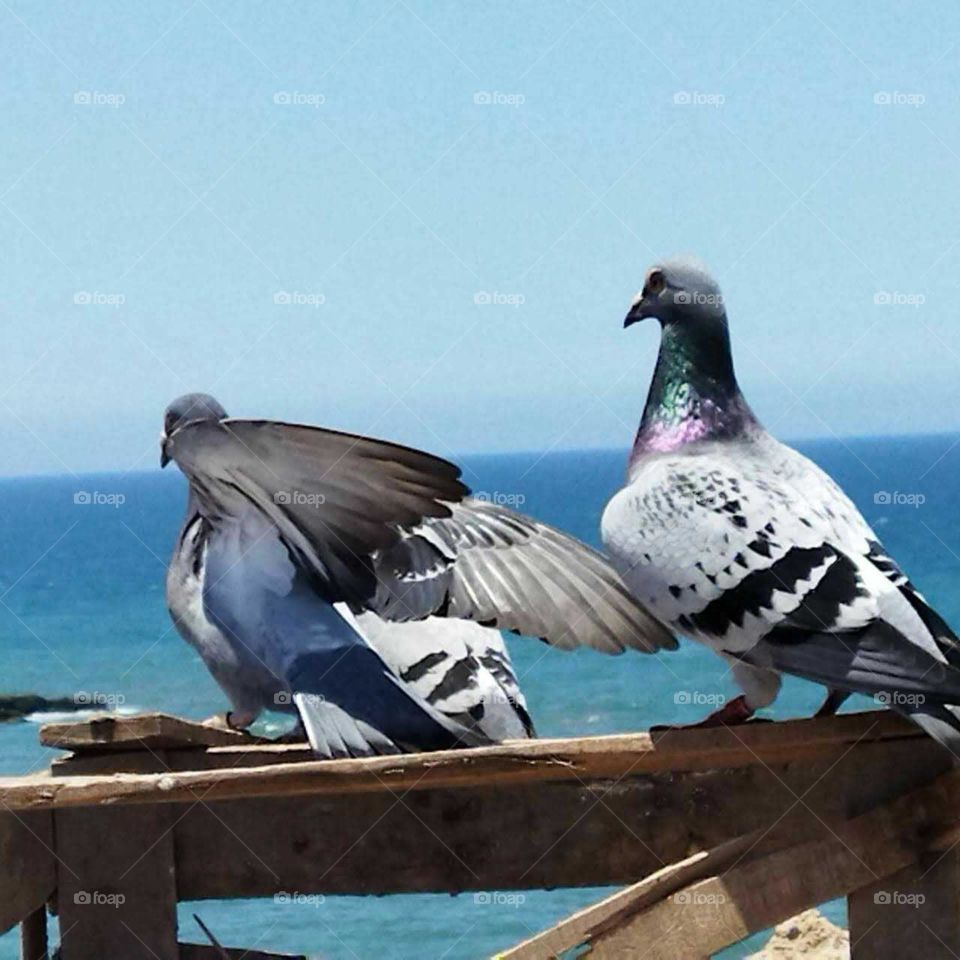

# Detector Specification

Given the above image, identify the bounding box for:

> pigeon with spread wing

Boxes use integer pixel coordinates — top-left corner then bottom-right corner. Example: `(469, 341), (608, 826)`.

(164, 394), (674, 758)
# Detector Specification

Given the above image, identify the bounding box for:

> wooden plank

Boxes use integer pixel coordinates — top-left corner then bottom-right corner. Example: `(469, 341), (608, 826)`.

(19, 907), (48, 960)
(180, 914), (307, 958)
(10, 713), (926, 811)
(848, 852), (960, 959)
(56, 804), (179, 960)
(40, 712), (263, 752)
(499, 831), (766, 959)
(179, 944), (306, 959)
(501, 732), (958, 960)
(174, 736), (948, 900)
(51, 743), (315, 777)
(0, 811), (55, 934)
(582, 769), (960, 959)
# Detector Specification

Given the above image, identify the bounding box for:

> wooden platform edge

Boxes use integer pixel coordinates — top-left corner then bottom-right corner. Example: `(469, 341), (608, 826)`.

(7, 711), (921, 812)
(40, 712), (265, 751)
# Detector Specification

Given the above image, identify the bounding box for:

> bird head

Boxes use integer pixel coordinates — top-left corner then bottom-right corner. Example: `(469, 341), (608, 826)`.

(161, 393), (228, 467)
(624, 256), (725, 328)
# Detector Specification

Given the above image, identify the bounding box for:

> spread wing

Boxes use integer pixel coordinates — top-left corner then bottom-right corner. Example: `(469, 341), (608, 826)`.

(368, 498), (676, 654)
(167, 417), (468, 603)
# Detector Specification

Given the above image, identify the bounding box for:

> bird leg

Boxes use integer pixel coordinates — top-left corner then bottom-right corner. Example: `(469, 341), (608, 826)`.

(652, 694), (761, 731)
(226, 709), (259, 731)
(202, 710), (258, 732)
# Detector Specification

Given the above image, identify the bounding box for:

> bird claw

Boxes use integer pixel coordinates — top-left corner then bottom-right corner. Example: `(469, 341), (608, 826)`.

(201, 713), (232, 731)
(202, 711), (257, 733)
(652, 695), (768, 731)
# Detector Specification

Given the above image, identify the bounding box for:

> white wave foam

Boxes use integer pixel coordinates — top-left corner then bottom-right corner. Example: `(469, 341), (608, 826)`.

(23, 705), (140, 724)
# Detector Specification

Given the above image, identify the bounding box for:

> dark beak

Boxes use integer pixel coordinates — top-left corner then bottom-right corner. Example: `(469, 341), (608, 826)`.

(624, 297), (651, 328)
(160, 435), (171, 469)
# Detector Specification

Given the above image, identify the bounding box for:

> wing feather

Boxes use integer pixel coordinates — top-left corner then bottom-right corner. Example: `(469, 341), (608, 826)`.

(168, 418), (469, 602)
(603, 434), (960, 700)
(370, 499), (676, 654)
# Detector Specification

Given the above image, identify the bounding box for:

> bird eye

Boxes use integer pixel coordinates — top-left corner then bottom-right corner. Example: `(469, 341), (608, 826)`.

(646, 270), (665, 296)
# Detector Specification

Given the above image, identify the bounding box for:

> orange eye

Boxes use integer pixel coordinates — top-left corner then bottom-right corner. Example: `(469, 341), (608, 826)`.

(646, 270), (665, 296)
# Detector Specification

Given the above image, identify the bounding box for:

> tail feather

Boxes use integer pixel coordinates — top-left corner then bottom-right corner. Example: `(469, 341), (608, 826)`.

(748, 624), (960, 760)
(288, 647), (490, 757)
(752, 623), (960, 702)
(293, 693), (401, 759)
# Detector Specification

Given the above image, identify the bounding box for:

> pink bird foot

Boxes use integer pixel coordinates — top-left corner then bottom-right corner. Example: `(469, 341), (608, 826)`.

(652, 695), (768, 732)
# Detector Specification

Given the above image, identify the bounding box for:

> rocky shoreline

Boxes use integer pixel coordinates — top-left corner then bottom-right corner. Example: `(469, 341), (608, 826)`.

(0, 694), (86, 722)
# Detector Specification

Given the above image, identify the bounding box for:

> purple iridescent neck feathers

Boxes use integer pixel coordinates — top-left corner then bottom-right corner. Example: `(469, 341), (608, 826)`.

(629, 316), (760, 472)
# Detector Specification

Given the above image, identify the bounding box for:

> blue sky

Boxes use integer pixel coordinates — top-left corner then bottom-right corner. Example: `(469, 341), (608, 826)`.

(1, 0), (959, 475)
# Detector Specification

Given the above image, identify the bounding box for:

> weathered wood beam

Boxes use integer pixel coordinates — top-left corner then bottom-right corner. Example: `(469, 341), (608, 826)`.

(56, 804), (179, 960)
(40, 713), (261, 752)
(173, 734), (949, 900)
(5, 712), (927, 812)
(19, 906), (48, 960)
(179, 913), (307, 958)
(581, 769), (960, 959)
(51, 742), (315, 777)
(0, 811), (55, 934)
(499, 831), (765, 959)
(179, 944), (306, 959)
(848, 853), (960, 960)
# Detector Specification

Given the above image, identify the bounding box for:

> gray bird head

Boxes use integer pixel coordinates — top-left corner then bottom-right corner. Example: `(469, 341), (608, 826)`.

(624, 256), (725, 328)
(161, 393), (228, 467)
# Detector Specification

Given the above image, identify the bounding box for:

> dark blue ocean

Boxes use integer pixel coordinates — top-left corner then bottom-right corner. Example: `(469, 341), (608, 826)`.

(2, 435), (959, 959)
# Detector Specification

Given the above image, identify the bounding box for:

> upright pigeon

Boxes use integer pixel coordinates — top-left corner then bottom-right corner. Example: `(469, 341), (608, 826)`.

(164, 394), (675, 757)
(602, 258), (960, 753)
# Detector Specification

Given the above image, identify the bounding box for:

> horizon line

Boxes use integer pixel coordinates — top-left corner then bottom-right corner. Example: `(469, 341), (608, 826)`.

(0, 427), (957, 483)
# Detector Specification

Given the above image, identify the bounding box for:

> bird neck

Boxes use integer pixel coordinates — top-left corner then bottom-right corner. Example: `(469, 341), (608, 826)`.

(184, 485), (204, 521)
(631, 316), (759, 466)
(179, 485), (214, 540)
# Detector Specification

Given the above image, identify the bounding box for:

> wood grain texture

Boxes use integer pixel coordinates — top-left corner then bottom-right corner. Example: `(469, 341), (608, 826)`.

(41, 712), (263, 752)
(51, 743), (315, 777)
(499, 832), (762, 959)
(0, 811), (55, 934)
(56, 804), (179, 960)
(582, 770), (960, 959)
(19, 907), (48, 960)
(10, 712), (927, 812)
(179, 943), (306, 959)
(4, 709), (954, 958)
(173, 736), (948, 900)
(849, 853), (960, 960)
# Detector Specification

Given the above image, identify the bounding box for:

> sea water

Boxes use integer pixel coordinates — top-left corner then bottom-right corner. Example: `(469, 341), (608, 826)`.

(1, 434), (958, 958)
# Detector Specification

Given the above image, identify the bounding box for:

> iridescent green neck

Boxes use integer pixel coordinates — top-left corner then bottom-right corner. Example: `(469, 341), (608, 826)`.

(632, 316), (759, 463)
